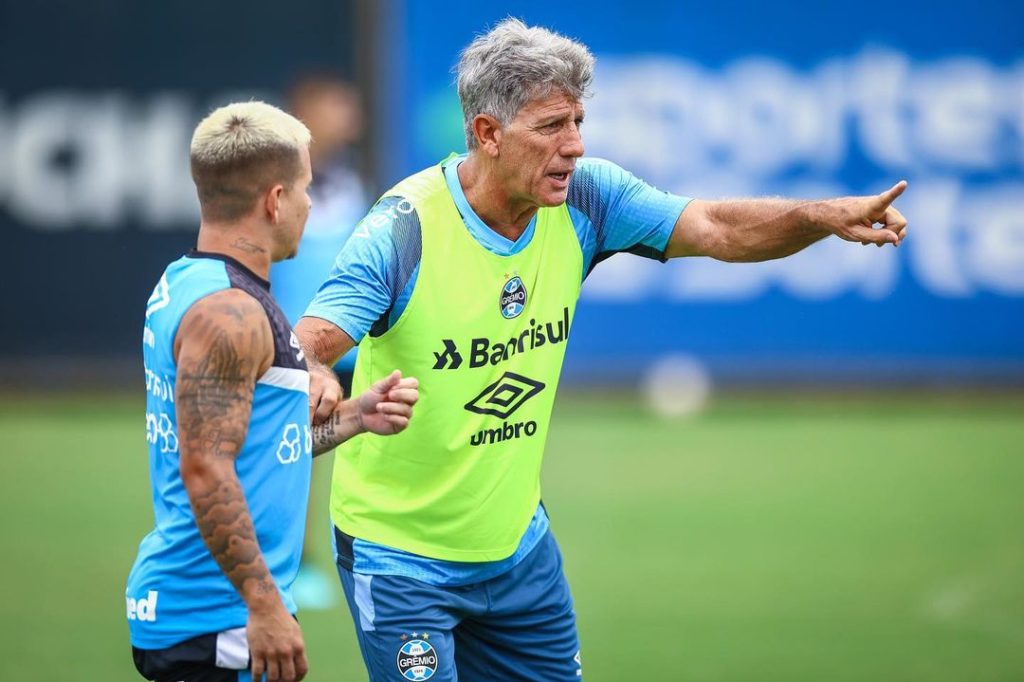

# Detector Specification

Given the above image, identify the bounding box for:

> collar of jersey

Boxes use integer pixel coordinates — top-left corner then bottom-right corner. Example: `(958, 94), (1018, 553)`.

(442, 154), (538, 257)
(187, 249), (271, 290)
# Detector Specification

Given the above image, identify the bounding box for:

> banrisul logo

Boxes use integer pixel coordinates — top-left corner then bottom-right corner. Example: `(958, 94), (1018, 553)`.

(467, 372), (546, 447)
(500, 276), (527, 319)
(429, 307), (571, 371)
(397, 638), (437, 681)
(432, 339), (463, 370)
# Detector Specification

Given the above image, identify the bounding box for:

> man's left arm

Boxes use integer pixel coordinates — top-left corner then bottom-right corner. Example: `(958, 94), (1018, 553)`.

(664, 181), (908, 262)
(310, 370), (419, 455)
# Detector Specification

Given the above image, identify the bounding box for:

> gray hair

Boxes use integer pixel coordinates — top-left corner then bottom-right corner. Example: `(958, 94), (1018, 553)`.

(456, 18), (595, 150)
(190, 101), (311, 221)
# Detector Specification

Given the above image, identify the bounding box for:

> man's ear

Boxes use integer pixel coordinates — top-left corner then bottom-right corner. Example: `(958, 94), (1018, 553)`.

(473, 114), (502, 158)
(264, 184), (285, 223)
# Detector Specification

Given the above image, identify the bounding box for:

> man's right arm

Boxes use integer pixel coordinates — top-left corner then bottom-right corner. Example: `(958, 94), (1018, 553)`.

(175, 289), (307, 682)
(296, 195), (419, 423)
(295, 317), (355, 424)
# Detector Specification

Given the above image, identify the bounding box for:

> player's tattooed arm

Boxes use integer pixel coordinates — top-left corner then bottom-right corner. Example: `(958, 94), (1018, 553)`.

(310, 370), (419, 455)
(174, 289), (280, 606)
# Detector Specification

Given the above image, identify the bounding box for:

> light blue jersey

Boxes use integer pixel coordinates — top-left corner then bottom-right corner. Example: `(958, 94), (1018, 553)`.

(127, 251), (312, 650)
(307, 156), (691, 586)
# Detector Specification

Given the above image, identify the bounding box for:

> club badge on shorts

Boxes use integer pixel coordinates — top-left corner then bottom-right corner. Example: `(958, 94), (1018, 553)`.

(397, 632), (437, 681)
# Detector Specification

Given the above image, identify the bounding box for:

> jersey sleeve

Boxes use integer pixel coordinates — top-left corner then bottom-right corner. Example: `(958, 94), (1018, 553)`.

(302, 196), (422, 343)
(566, 158), (691, 275)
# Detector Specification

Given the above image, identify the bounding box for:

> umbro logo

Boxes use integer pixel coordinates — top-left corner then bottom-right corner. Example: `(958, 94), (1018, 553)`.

(464, 372), (545, 419)
(466, 372), (546, 447)
(432, 339), (463, 370)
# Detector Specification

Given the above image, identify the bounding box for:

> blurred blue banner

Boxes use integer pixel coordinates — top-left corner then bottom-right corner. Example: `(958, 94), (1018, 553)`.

(378, 0), (1024, 383)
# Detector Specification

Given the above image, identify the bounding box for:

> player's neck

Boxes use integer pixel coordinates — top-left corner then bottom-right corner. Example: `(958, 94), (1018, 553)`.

(196, 223), (273, 280)
(458, 157), (537, 241)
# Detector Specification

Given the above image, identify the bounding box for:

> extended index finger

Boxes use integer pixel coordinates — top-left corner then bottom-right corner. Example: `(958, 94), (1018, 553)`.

(878, 180), (908, 206)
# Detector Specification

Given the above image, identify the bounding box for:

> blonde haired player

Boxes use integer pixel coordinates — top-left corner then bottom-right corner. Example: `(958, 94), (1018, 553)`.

(126, 101), (418, 682)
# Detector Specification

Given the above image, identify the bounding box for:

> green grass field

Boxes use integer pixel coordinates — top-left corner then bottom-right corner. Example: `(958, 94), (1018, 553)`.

(1, 391), (1022, 681)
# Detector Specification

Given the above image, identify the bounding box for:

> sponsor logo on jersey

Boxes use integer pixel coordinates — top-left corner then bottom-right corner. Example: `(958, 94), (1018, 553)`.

(500, 276), (527, 319)
(353, 196), (416, 239)
(146, 411), (179, 454)
(126, 590), (159, 622)
(430, 307), (570, 371)
(145, 366), (175, 403)
(276, 423), (312, 464)
(464, 372), (545, 419)
(396, 635), (436, 681)
(432, 339), (463, 370)
(466, 372), (545, 447)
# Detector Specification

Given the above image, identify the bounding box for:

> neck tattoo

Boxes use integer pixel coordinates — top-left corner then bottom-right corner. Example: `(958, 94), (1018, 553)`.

(231, 237), (267, 254)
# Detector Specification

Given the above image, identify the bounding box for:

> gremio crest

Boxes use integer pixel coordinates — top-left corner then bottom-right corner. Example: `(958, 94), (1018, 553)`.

(500, 276), (527, 319)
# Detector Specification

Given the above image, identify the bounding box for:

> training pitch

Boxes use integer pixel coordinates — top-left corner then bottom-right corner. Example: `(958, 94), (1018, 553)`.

(1, 391), (1022, 681)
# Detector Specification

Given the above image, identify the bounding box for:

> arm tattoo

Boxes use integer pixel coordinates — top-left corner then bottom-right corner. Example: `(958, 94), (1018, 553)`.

(311, 404), (362, 455)
(189, 475), (277, 597)
(176, 293), (277, 603)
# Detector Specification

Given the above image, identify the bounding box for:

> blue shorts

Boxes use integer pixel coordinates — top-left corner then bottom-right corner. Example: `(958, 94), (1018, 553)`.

(336, 530), (582, 681)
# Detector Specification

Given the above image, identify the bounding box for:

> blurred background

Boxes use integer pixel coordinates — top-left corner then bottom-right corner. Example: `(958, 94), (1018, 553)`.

(1, 0), (1022, 680)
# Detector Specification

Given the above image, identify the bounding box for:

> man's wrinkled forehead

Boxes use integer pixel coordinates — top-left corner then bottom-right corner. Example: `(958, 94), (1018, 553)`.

(516, 91), (584, 121)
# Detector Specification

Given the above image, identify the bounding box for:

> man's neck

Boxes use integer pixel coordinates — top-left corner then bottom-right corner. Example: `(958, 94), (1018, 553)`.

(458, 156), (537, 241)
(196, 224), (273, 279)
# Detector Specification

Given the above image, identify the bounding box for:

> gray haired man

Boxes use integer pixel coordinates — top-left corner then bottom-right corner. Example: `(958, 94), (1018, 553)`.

(296, 19), (907, 681)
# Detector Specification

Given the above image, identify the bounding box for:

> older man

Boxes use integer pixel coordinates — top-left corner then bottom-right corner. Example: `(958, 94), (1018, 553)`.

(125, 101), (418, 682)
(297, 19), (907, 682)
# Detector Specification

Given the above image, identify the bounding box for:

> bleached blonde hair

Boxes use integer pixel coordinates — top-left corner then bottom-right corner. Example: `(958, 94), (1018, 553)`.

(190, 101), (311, 221)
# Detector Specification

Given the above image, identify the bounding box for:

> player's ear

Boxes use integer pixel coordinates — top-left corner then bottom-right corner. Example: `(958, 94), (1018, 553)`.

(264, 184), (285, 224)
(473, 114), (501, 158)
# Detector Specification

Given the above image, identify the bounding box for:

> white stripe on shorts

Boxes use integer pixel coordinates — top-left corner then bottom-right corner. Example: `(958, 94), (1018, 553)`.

(215, 626), (249, 670)
(354, 574), (376, 632)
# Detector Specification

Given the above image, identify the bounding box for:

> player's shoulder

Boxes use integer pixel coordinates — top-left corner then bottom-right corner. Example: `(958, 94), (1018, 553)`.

(573, 157), (633, 183)
(567, 158), (639, 203)
(183, 288), (268, 334)
(350, 195), (421, 245)
(177, 288), (273, 366)
(566, 158), (635, 228)
(577, 156), (622, 172)
(196, 286), (263, 311)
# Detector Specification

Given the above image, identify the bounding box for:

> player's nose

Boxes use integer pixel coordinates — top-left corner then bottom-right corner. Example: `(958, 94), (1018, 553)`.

(561, 127), (584, 158)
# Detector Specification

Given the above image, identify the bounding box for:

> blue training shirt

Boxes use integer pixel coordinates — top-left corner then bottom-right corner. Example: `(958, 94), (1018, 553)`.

(127, 252), (312, 649)
(308, 156), (691, 586)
